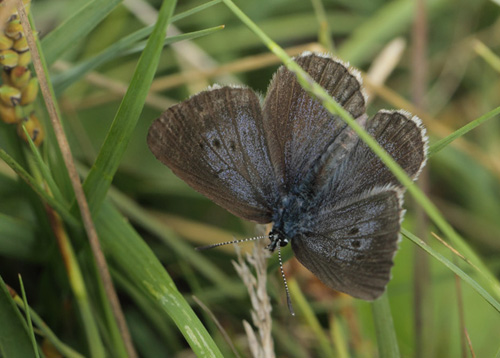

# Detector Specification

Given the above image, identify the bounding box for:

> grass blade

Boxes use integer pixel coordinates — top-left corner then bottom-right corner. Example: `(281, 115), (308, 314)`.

(17, 275), (39, 358)
(41, 0), (121, 66)
(0, 276), (37, 358)
(371, 292), (400, 358)
(170, 0), (222, 23)
(11, 293), (86, 358)
(96, 200), (223, 357)
(21, 126), (66, 207)
(82, 0), (176, 213)
(402, 228), (500, 313)
(288, 278), (336, 357)
(54, 25), (224, 94)
(108, 185), (236, 290)
(428, 105), (500, 157)
(221, 0), (500, 303)
(52, 25), (152, 94)
(473, 40), (500, 73)
(0, 149), (79, 227)
(0, 214), (42, 261)
(122, 25), (225, 57)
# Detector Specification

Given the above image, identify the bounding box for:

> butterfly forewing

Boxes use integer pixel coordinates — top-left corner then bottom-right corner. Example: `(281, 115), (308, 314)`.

(262, 53), (367, 194)
(147, 86), (278, 223)
(292, 188), (403, 300)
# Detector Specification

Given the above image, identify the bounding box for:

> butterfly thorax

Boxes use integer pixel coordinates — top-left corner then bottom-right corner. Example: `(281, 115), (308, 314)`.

(268, 192), (314, 252)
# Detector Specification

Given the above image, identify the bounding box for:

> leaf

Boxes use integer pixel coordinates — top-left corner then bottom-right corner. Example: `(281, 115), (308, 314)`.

(81, 0), (174, 213)
(0, 276), (38, 358)
(96, 200), (223, 357)
(371, 292), (400, 358)
(53, 25), (224, 94)
(0, 214), (43, 261)
(428, 105), (500, 157)
(0, 149), (79, 228)
(402, 228), (500, 313)
(41, 0), (121, 66)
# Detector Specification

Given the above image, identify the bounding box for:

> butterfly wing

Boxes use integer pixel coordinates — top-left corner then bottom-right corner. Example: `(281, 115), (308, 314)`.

(292, 188), (403, 300)
(317, 110), (427, 203)
(147, 86), (278, 223)
(262, 53), (367, 193)
(291, 111), (427, 299)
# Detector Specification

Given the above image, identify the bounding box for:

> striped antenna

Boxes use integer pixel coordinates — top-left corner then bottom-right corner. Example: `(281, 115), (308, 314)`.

(278, 241), (295, 316)
(195, 235), (269, 251)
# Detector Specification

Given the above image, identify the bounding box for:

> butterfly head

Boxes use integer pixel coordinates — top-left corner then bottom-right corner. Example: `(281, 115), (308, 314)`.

(267, 227), (289, 252)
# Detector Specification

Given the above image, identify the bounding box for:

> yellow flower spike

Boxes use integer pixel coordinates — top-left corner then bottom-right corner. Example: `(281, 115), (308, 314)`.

(13, 35), (28, 53)
(0, 84), (21, 106)
(5, 20), (23, 41)
(10, 66), (30, 89)
(20, 77), (38, 105)
(17, 50), (31, 67)
(0, 34), (13, 50)
(0, 49), (19, 68)
(17, 112), (44, 146)
(0, 102), (19, 123)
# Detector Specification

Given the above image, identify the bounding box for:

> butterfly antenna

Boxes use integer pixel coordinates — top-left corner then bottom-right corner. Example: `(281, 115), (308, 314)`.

(278, 242), (295, 316)
(195, 235), (268, 251)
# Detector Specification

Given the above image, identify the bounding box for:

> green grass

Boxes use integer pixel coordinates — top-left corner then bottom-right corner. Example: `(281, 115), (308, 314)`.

(1, 0), (500, 357)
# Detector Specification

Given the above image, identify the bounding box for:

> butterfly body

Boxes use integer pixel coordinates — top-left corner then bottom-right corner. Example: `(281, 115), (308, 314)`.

(147, 52), (427, 300)
(268, 192), (311, 250)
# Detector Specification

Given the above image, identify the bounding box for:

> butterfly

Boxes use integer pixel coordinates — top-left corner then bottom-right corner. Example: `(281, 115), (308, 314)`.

(147, 52), (427, 300)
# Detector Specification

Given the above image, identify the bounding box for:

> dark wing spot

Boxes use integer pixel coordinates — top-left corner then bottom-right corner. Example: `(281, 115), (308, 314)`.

(351, 239), (361, 248)
(229, 140), (236, 152)
(348, 227), (359, 236)
(212, 139), (221, 148)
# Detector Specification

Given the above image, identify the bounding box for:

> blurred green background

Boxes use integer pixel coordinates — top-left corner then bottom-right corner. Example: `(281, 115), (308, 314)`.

(0, 0), (500, 357)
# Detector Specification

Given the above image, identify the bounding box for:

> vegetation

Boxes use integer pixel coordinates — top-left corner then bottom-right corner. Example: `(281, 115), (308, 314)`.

(0, 0), (499, 357)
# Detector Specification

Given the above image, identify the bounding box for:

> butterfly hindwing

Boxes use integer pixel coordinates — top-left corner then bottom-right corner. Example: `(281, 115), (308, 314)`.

(147, 86), (278, 223)
(321, 110), (427, 203)
(292, 188), (403, 300)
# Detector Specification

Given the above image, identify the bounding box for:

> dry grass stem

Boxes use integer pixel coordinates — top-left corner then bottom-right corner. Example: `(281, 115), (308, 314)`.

(192, 295), (242, 358)
(365, 37), (406, 103)
(52, 61), (176, 110)
(150, 42), (324, 92)
(123, 0), (240, 91)
(232, 231), (275, 358)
